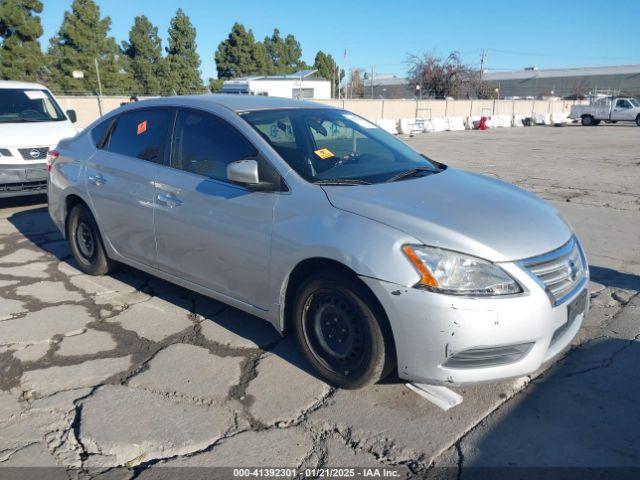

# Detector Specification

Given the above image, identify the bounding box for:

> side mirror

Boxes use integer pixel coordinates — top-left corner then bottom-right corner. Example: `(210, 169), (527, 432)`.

(227, 159), (260, 186)
(66, 109), (77, 123)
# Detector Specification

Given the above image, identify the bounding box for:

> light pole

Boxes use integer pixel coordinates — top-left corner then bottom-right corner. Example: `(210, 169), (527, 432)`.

(94, 58), (104, 116)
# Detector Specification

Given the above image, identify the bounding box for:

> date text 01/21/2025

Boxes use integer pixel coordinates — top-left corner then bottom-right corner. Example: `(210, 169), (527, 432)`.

(232, 468), (403, 477)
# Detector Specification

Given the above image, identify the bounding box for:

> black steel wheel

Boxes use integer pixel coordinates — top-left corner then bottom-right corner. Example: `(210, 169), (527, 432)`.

(67, 203), (114, 276)
(293, 269), (395, 389)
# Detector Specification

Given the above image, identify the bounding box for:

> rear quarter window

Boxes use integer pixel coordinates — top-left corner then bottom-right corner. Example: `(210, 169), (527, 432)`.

(90, 118), (112, 148)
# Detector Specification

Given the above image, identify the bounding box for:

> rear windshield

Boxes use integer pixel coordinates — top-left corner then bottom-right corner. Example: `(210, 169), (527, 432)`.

(241, 108), (441, 184)
(0, 88), (66, 123)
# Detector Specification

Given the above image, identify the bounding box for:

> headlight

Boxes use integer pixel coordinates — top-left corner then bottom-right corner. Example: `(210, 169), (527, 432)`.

(402, 245), (522, 296)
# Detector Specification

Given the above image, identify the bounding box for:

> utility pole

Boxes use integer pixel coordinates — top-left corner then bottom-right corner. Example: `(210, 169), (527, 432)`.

(343, 48), (349, 100)
(370, 65), (374, 99)
(94, 57), (103, 116)
(479, 49), (487, 83)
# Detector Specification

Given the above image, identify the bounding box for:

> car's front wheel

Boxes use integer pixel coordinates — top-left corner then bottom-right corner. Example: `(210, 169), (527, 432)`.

(67, 204), (114, 276)
(293, 270), (396, 389)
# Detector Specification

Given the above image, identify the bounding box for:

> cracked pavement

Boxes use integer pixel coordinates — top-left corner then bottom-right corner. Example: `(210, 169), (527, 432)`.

(0, 124), (638, 478)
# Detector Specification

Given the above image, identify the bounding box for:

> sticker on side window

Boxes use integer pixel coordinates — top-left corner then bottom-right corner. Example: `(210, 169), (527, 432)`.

(24, 90), (47, 100)
(314, 148), (334, 160)
(343, 113), (376, 129)
(137, 120), (147, 135)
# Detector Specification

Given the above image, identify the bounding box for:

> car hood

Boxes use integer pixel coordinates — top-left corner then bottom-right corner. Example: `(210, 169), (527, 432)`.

(322, 168), (573, 262)
(0, 121), (77, 147)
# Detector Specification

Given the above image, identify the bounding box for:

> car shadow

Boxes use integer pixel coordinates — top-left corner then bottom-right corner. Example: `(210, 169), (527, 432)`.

(7, 205), (323, 381)
(452, 338), (640, 478)
(589, 265), (640, 291)
(0, 194), (47, 211)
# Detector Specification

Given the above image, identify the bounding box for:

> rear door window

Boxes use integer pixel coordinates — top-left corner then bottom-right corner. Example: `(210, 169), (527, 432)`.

(106, 109), (171, 163)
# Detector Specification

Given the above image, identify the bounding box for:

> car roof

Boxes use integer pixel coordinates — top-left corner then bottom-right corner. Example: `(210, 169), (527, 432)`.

(0, 80), (48, 90)
(135, 94), (336, 113)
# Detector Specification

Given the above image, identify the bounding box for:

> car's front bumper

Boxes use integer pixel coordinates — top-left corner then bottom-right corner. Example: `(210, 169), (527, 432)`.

(361, 260), (589, 385)
(0, 163), (48, 198)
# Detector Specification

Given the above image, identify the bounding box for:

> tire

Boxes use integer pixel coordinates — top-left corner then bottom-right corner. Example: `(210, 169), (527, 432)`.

(292, 269), (396, 389)
(66, 204), (114, 276)
(636, 115), (640, 127)
(581, 115), (594, 126)
(592, 120), (601, 125)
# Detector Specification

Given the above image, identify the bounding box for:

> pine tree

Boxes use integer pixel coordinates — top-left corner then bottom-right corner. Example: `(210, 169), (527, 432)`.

(264, 29), (306, 75)
(313, 50), (341, 97)
(165, 9), (204, 95)
(47, 0), (130, 94)
(122, 15), (165, 95)
(215, 23), (270, 79)
(0, 0), (45, 81)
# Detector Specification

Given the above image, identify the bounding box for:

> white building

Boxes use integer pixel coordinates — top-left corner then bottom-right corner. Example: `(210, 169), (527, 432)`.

(221, 70), (331, 99)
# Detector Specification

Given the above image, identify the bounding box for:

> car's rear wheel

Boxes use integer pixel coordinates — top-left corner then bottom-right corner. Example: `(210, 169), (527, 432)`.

(292, 270), (395, 389)
(636, 115), (640, 127)
(67, 204), (113, 276)
(581, 115), (594, 126)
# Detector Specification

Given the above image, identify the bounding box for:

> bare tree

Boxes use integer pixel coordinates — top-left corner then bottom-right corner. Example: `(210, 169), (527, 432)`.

(406, 51), (479, 99)
(347, 68), (365, 98)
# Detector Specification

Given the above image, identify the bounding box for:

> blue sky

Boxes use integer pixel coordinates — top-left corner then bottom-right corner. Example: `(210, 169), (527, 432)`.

(40, 0), (640, 80)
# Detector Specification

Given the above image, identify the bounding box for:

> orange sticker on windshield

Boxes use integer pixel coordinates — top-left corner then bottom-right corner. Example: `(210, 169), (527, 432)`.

(314, 148), (334, 160)
(137, 120), (147, 135)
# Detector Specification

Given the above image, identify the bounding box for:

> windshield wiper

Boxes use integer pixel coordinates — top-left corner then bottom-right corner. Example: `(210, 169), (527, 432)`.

(313, 179), (371, 186)
(386, 166), (434, 183)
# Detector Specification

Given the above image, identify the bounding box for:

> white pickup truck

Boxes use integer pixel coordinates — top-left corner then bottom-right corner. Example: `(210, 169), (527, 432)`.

(569, 97), (640, 126)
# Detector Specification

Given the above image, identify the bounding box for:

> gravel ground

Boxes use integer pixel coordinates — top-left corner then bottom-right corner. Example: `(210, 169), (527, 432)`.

(0, 123), (638, 479)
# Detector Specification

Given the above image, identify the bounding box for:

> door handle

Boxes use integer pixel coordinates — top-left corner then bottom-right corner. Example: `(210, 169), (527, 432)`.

(157, 193), (183, 208)
(88, 174), (106, 186)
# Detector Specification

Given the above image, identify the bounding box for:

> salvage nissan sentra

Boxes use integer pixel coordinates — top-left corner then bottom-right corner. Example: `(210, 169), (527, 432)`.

(48, 95), (589, 389)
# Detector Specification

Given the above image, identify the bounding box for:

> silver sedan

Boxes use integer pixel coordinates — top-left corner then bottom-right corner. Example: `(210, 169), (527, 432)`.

(48, 95), (589, 389)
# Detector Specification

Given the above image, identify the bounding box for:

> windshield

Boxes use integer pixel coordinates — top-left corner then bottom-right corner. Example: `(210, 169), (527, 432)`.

(241, 108), (442, 184)
(629, 98), (640, 107)
(0, 88), (66, 123)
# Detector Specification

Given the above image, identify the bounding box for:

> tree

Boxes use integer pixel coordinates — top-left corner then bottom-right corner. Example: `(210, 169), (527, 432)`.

(263, 28), (306, 74)
(406, 51), (476, 99)
(313, 50), (342, 97)
(208, 77), (224, 92)
(122, 15), (165, 95)
(165, 8), (204, 95)
(347, 68), (365, 98)
(47, 0), (130, 94)
(215, 23), (270, 79)
(0, 0), (45, 81)
(476, 81), (500, 99)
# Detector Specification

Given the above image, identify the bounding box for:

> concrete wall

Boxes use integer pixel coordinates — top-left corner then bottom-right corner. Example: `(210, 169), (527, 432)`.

(57, 95), (582, 129)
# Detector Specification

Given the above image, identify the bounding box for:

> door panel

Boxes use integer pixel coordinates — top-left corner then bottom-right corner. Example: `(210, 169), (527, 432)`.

(86, 151), (159, 266)
(611, 100), (635, 121)
(85, 107), (171, 267)
(154, 170), (277, 308)
(154, 108), (279, 309)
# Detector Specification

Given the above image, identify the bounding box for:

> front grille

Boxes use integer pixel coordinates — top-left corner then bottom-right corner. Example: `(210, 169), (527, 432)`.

(520, 237), (587, 305)
(18, 147), (49, 160)
(0, 181), (47, 192)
